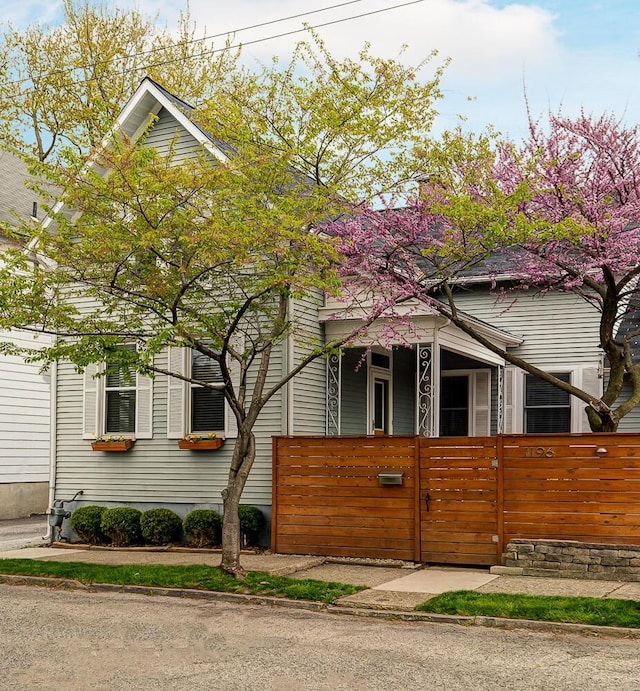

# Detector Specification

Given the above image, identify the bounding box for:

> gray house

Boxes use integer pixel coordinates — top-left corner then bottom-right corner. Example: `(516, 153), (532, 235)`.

(0, 150), (51, 518)
(49, 79), (609, 537)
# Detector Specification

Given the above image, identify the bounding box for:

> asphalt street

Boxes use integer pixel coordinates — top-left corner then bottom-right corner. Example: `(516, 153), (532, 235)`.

(1, 584), (639, 690)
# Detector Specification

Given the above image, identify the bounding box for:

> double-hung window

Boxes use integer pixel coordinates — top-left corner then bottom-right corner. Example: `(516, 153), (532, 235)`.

(82, 345), (153, 439)
(524, 373), (571, 433)
(190, 350), (225, 433)
(167, 347), (236, 439)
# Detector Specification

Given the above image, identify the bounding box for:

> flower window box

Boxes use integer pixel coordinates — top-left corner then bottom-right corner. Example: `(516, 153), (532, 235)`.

(91, 439), (135, 452)
(178, 437), (224, 451)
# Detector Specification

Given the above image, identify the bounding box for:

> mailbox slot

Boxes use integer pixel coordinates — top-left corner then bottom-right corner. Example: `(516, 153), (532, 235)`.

(378, 472), (404, 486)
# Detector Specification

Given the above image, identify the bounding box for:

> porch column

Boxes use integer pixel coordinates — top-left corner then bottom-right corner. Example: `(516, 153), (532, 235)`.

(326, 353), (341, 435)
(417, 344), (436, 437)
(496, 365), (505, 434)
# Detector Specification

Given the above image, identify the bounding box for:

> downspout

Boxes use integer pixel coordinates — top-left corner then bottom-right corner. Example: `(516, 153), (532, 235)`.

(285, 295), (295, 435)
(45, 358), (58, 544)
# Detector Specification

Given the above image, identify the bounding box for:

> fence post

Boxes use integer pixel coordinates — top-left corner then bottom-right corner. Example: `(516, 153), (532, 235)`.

(414, 435), (421, 562)
(496, 434), (505, 563)
(271, 436), (278, 553)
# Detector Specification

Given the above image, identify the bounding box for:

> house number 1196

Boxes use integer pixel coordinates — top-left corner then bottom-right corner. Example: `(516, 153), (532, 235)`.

(524, 446), (555, 457)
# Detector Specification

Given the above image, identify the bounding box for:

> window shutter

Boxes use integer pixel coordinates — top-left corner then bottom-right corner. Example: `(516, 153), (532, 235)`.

(504, 367), (515, 434)
(82, 363), (101, 439)
(136, 371), (153, 439)
(167, 347), (187, 439)
(472, 370), (491, 436)
(580, 366), (602, 432)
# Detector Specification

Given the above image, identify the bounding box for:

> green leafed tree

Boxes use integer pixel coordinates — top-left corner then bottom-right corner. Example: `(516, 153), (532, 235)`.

(0, 6), (445, 575)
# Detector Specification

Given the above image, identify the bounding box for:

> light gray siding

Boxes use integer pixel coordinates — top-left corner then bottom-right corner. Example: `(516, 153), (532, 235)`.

(55, 346), (282, 509)
(0, 329), (50, 485)
(452, 288), (602, 369)
(392, 346), (415, 434)
(143, 107), (205, 160)
(340, 348), (367, 433)
(291, 292), (326, 435)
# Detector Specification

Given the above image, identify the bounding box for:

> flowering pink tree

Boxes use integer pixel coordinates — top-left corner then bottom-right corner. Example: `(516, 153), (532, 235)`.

(331, 114), (640, 432)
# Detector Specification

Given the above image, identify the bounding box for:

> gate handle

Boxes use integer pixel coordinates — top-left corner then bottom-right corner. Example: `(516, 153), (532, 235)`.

(424, 492), (431, 511)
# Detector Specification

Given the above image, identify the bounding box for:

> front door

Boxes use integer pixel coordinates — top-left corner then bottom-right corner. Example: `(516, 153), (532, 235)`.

(370, 371), (391, 435)
(440, 375), (469, 436)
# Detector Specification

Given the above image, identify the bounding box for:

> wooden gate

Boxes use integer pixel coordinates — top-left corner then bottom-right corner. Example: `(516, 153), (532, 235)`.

(419, 437), (500, 565)
(273, 433), (640, 566)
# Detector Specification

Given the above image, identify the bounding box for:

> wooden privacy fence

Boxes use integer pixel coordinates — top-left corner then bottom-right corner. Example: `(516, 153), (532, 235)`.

(272, 433), (640, 565)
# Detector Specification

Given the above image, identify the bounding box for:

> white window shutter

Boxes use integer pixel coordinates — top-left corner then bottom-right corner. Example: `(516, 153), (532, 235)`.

(82, 363), (101, 439)
(580, 366), (602, 432)
(472, 370), (491, 436)
(136, 371), (153, 439)
(504, 367), (515, 434)
(167, 347), (187, 439)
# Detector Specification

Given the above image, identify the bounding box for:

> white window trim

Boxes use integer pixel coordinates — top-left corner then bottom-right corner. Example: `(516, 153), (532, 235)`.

(521, 369), (574, 434)
(167, 347), (237, 440)
(366, 348), (393, 435)
(82, 358), (153, 440)
(440, 369), (491, 437)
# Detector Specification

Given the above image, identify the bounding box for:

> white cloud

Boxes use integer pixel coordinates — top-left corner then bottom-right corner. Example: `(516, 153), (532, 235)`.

(134, 0), (561, 86)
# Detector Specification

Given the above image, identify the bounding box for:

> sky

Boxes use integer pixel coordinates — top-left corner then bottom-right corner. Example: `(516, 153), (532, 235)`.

(4, 0), (640, 141)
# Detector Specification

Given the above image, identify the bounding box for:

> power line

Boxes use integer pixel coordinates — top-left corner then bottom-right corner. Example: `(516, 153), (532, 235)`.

(2, 0), (425, 97)
(123, 0), (427, 80)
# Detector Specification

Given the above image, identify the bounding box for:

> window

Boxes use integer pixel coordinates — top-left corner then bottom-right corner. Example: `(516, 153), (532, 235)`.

(525, 373), (571, 433)
(167, 347), (236, 439)
(104, 345), (136, 434)
(439, 370), (491, 437)
(190, 350), (225, 433)
(440, 375), (469, 436)
(82, 345), (153, 439)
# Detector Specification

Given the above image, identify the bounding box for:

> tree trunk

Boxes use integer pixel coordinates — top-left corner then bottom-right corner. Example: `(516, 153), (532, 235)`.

(585, 405), (619, 433)
(220, 482), (245, 578)
(219, 429), (256, 578)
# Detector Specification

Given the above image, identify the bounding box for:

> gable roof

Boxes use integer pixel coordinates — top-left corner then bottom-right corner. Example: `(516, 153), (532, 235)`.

(0, 150), (40, 226)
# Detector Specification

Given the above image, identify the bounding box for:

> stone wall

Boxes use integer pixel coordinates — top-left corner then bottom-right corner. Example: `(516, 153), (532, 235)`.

(500, 539), (640, 581)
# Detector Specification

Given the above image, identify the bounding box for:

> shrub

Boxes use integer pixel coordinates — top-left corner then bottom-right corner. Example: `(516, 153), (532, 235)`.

(100, 507), (142, 547)
(140, 508), (182, 545)
(239, 505), (266, 547)
(68, 505), (107, 544)
(182, 509), (222, 547)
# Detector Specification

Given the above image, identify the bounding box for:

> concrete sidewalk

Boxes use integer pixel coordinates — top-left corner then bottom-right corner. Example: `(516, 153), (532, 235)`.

(2, 544), (640, 611)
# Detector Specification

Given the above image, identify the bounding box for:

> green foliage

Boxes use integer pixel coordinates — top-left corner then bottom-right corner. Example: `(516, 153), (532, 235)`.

(416, 591), (640, 628)
(182, 509), (222, 547)
(140, 508), (182, 545)
(238, 505), (266, 547)
(0, 559), (364, 603)
(68, 505), (107, 544)
(100, 507), (142, 547)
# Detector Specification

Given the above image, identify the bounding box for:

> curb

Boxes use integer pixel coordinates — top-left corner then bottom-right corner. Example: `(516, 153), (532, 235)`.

(1, 572), (639, 639)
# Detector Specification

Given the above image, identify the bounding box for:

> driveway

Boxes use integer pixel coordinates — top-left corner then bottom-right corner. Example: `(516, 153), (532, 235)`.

(0, 515), (48, 550)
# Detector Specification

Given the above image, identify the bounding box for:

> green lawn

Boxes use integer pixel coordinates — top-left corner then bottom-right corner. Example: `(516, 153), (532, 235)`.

(416, 590), (640, 628)
(0, 559), (363, 604)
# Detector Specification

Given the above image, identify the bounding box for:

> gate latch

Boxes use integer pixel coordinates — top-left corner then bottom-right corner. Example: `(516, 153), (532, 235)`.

(424, 492), (431, 511)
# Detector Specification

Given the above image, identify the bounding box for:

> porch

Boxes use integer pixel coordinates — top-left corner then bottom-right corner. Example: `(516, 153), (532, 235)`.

(272, 433), (640, 566)
(322, 306), (522, 438)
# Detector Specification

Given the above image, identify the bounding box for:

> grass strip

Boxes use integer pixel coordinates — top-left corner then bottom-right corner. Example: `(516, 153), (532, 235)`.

(0, 559), (363, 604)
(416, 590), (640, 628)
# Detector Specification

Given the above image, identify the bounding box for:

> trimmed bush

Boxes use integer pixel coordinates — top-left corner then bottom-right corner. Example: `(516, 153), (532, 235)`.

(140, 508), (182, 545)
(100, 507), (142, 547)
(68, 505), (107, 544)
(182, 509), (222, 547)
(239, 505), (266, 547)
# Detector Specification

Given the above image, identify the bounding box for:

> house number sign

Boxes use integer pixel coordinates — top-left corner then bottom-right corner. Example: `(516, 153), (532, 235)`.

(524, 446), (555, 458)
